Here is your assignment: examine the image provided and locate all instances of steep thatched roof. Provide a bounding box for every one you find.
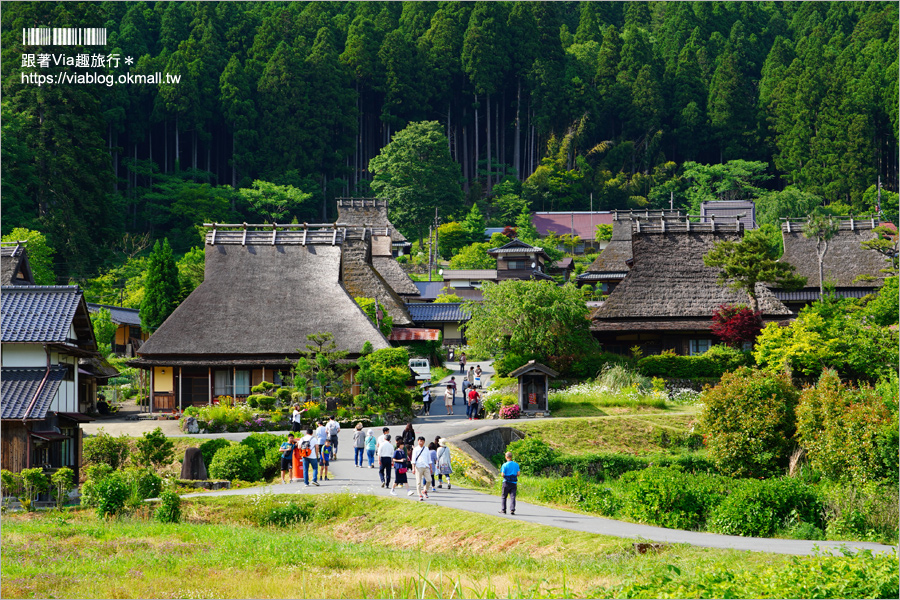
[584,210,684,274]
[372,257,420,296]
[341,232,413,326]
[779,218,887,288]
[592,226,791,331]
[0,243,35,285]
[138,241,389,358]
[336,198,408,244]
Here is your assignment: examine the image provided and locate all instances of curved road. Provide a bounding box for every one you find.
[91,361,897,557]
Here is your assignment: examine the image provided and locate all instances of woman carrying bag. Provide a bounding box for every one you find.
[436,439,453,489]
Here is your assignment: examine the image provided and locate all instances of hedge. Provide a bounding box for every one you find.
[637,346,753,378]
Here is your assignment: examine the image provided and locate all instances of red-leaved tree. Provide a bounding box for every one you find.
[711,304,763,347]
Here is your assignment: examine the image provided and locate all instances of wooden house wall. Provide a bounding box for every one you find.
[1,422,29,473]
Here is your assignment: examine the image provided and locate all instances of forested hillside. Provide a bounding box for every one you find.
[1,1,897,281]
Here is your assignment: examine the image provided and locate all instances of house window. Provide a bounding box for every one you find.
[129,326,142,339]
[506,259,528,270]
[235,370,250,396]
[689,339,711,355]
[214,370,233,396]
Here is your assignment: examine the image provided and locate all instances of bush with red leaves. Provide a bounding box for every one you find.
[711,304,763,347]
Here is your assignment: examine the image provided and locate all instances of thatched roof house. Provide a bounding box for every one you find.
[341,229,414,326]
[775,217,888,309]
[591,219,791,355]
[1,242,35,285]
[577,210,682,292]
[132,223,390,410]
[336,197,412,254]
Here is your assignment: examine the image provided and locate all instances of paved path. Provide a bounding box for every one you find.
[91,362,897,557]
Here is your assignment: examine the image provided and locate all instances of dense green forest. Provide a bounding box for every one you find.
[1,1,897,282]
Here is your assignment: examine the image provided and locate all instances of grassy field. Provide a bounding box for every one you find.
[4,493,894,599]
[547,385,675,418]
[514,413,698,456]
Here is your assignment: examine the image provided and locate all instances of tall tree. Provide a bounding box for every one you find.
[140,238,179,332]
[369,121,463,243]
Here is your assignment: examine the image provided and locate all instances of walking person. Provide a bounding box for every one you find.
[314,420,327,461]
[459,351,467,374]
[365,428,377,468]
[428,442,438,492]
[279,433,297,484]
[422,386,432,416]
[499,451,520,515]
[447,377,457,406]
[411,437,432,501]
[299,428,320,486]
[320,440,333,480]
[467,387,480,420]
[390,442,413,496]
[475,365,483,388]
[467,365,476,389]
[443,383,455,415]
[378,434,394,488]
[326,415,340,459]
[352,423,365,467]
[401,423,416,449]
[436,439,453,489]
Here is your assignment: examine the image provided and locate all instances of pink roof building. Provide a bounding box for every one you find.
[532,211,615,242]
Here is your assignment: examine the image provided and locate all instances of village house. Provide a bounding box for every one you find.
[130,223,390,412]
[532,211,615,254]
[1,241,36,286]
[86,303,148,357]
[591,217,792,355]
[1,281,103,481]
[404,303,471,347]
[774,217,890,313]
[700,200,757,229]
[487,238,553,281]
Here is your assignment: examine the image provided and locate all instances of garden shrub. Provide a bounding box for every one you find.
[493,352,540,377]
[1,469,22,506]
[246,397,259,409]
[208,444,262,482]
[199,438,232,468]
[568,352,633,379]
[19,468,48,511]
[796,370,899,484]
[620,467,733,530]
[597,364,652,392]
[275,388,293,405]
[637,345,752,379]
[260,446,284,479]
[251,381,277,394]
[82,429,130,469]
[80,464,114,507]
[537,474,620,516]
[699,367,799,478]
[154,488,182,524]
[506,438,560,475]
[134,427,175,469]
[247,394,276,411]
[95,473,130,518]
[499,404,521,419]
[708,477,825,538]
[124,467,162,501]
[239,433,282,462]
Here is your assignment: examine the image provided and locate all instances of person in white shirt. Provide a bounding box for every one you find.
[326,415,341,459]
[291,406,305,433]
[314,421,328,477]
[299,429,320,486]
[411,437,432,501]
[378,433,395,488]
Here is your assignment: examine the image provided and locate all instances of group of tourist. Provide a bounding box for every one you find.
[418,364,484,419]
[374,424,453,501]
[280,414,343,486]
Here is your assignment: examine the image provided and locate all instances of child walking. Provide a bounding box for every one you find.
[320,439,334,480]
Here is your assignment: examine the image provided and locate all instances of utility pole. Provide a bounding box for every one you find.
[428,224,433,282]
[430,207,441,282]
[670,191,674,211]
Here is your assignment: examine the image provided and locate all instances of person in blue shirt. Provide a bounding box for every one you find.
[279,434,297,484]
[320,440,334,480]
[499,451,520,515]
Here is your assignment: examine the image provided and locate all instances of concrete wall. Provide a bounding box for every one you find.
[448,425,524,476]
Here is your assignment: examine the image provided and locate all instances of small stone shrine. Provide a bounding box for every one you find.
[508,360,558,415]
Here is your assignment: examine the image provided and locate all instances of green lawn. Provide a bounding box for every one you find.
[5,494,894,599]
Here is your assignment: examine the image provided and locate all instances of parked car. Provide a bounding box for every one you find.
[408,358,431,383]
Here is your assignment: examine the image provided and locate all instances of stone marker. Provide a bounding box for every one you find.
[180,447,208,480]
[184,416,199,434]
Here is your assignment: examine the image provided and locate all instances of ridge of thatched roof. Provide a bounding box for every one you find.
[336,198,408,243]
[592,230,791,326]
[0,242,35,285]
[138,243,389,358]
[341,234,413,326]
[779,218,887,288]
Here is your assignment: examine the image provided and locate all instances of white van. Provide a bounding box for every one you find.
[408,358,431,383]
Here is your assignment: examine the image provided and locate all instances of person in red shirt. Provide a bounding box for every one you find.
[467,387,480,420]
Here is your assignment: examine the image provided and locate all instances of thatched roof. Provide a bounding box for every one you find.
[336,198,408,244]
[138,241,389,359]
[592,228,791,331]
[0,243,35,285]
[779,218,887,288]
[341,231,413,326]
[584,210,684,274]
[372,257,420,296]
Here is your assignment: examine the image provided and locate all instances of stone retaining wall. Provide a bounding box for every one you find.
[448,425,524,476]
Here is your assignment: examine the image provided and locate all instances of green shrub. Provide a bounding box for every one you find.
[154,489,182,524]
[247,397,259,409]
[247,394,275,411]
[251,381,277,394]
[19,468,47,512]
[208,444,262,482]
[620,467,732,530]
[699,367,800,478]
[537,474,620,516]
[255,499,316,527]
[260,446,283,479]
[240,433,282,462]
[821,480,899,544]
[568,352,633,379]
[637,345,752,378]
[135,427,175,469]
[505,438,560,475]
[709,477,825,537]
[275,388,292,404]
[1,469,22,507]
[82,429,130,469]
[95,473,130,518]
[125,467,162,500]
[199,438,232,468]
[80,464,114,507]
[493,352,540,377]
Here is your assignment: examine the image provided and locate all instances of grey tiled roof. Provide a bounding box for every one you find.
[87,303,142,327]
[1,286,82,343]
[1,366,67,420]
[406,303,471,323]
